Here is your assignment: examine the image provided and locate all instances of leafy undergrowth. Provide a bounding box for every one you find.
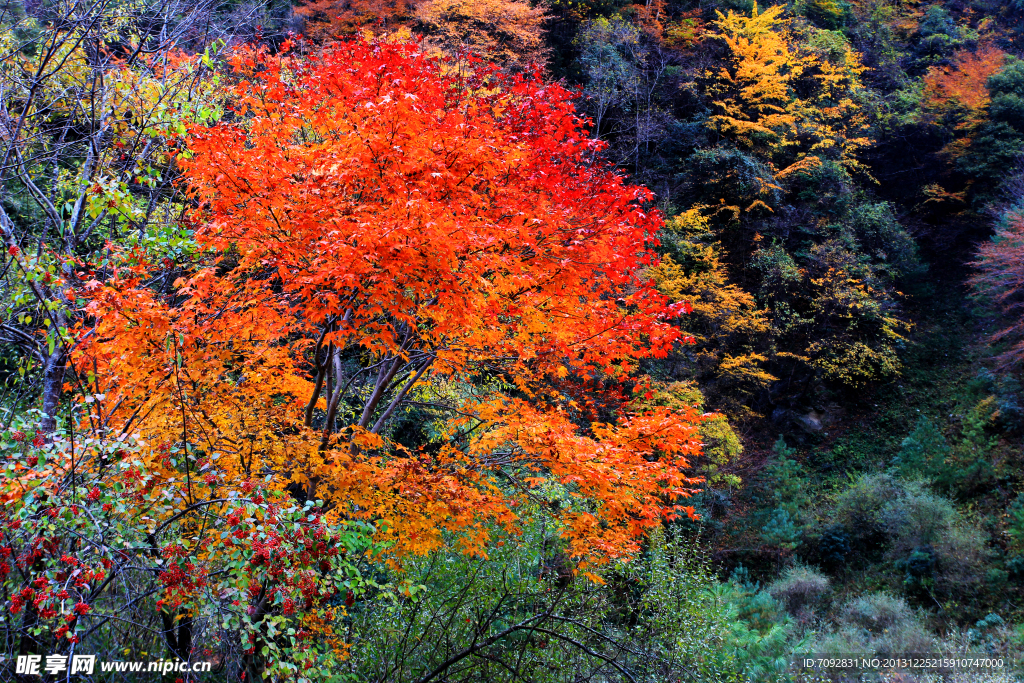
[702,268,1024,678]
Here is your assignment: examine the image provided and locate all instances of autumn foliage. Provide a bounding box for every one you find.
[13,0,1023,676]
[971,213,1024,370]
[921,43,1008,168]
[76,39,702,571]
[294,0,416,42]
[924,44,1007,115]
[416,0,549,69]
[646,207,774,410]
[294,0,548,71]
[704,3,871,175]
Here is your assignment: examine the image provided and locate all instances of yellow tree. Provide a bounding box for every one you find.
[0,1,229,436]
[703,3,871,175]
[647,207,774,415]
[704,4,800,157]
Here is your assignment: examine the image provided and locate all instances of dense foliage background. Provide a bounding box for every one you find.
[2,0,1024,681]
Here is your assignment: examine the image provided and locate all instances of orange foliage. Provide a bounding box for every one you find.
[924,44,1007,116]
[75,39,704,572]
[295,0,415,41]
[415,0,549,69]
[626,1,705,48]
[922,44,1007,166]
[631,0,667,37]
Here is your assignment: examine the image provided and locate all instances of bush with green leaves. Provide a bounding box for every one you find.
[841,592,917,633]
[768,566,831,616]
[755,438,811,560]
[894,397,1011,498]
[715,576,796,682]
[763,437,811,519]
[802,525,852,572]
[811,592,935,659]
[761,509,802,553]
[1009,495,1024,554]
[961,57,1024,185]
[829,474,988,600]
[913,4,970,60]
[338,525,798,683]
[800,0,848,30]
[969,613,1007,648]
[831,473,903,560]
[894,416,951,479]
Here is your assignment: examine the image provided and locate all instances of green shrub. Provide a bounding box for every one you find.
[961,58,1024,183]
[836,620,935,658]
[1008,495,1024,555]
[896,400,1007,498]
[715,580,796,682]
[894,416,950,478]
[761,508,802,551]
[832,472,903,558]
[341,525,793,683]
[882,483,988,599]
[840,592,916,633]
[846,200,919,277]
[801,0,847,30]
[768,565,831,615]
[813,592,935,659]
[969,613,1006,647]
[898,544,937,592]
[801,524,852,572]
[764,436,811,518]
[831,474,989,600]
[881,482,957,554]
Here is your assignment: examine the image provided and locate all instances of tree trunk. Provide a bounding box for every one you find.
[40,349,65,435]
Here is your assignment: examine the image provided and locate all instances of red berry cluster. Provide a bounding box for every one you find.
[9,429,46,449]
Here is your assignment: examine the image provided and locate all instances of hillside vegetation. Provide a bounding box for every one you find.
[1,0,1024,681]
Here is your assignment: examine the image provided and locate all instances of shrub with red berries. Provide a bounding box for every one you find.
[0,427,378,681]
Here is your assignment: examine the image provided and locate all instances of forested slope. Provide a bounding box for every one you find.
[1,0,1023,681]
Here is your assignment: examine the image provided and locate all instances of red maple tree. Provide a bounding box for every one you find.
[77,39,704,573]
